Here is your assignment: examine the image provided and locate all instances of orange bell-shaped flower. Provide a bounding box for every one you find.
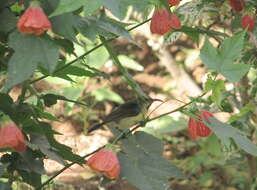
[17,1,52,35]
[188,110,213,140]
[227,0,245,12]
[0,124,27,152]
[87,148,120,179]
[242,14,255,32]
[150,7,181,35]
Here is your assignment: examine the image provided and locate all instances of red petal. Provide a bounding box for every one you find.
[169,14,181,29]
[227,0,245,12]
[242,15,255,32]
[17,6,52,35]
[150,8,173,35]
[168,0,180,6]
[87,149,120,179]
[0,124,26,152]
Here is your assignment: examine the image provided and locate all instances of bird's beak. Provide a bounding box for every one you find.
[150,98,164,103]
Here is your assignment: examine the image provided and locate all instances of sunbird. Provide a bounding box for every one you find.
[88,98,162,133]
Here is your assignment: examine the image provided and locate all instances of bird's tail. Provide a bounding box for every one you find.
[88,122,105,133]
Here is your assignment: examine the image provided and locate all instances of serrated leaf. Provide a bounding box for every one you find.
[28,135,66,165]
[119,131,185,190]
[33,106,59,121]
[50,0,84,17]
[204,117,257,156]
[0,93,14,116]
[219,32,245,64]
[200,32,250,82]
[51,13,78,41]
[229,104,255,123]
[18,170,42,188]
[84,0,103,16]
[205,79,225,105]
[18,151,45,174]
[56,66,97,77]
[5,32,59,89]
[78,16,131,41]
[200,38,219,70]
[0,9,17,33]
[103,0,128,20]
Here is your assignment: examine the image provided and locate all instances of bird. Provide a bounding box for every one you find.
[88,98,162,133]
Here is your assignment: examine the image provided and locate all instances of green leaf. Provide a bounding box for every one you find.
[219,32,245,64]
[118,55,144,71]
[200,32,250,82]
[5,32,59,89]
[0,163,8,178]
[202,134,222,157]
[79,16,132,41]
[18,170,42,188]
[56,66,97,77]
[0,93,14,116]
[83,0,103,16]
[28,135,66,165]
[18,151,45,174]
[119,132,185,190]
[177,26,200,44]
[33,106,59,121]
[0,182,11,190]
[205,79,225,105]
[51,13,79,41]
[221,63,250,82]
[204,117,257,156]
[144,116,187,134]
[0,9,17,33]
[229,103,255,123]
[91,88,124,104]
[103,0,128,20]
[200,37,219,70]
[50,0,84,17]
[42,94,58,107]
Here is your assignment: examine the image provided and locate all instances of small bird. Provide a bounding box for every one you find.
[88,98,161,133]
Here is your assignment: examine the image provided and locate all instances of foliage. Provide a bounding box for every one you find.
[0,0,257,189]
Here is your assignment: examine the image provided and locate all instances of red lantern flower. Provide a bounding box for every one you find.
[0,124,27,152]
[188,110,213,140]
[227,0,245,12]
[168,0,180,6]
[150,7,181,35]
[87,149,120,179]
[17,1,52,35]
[242,14,255,32]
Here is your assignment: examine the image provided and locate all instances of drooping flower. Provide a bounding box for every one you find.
[227,0,245,12]
[87,148,120,179]
[168,0,180,6]
[150,7,181,35]
[188,110,213,140]
[242,14,255,32]
[17,1,52,35]
[0,124,27,152]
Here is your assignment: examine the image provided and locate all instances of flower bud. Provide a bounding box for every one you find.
[242,14,255,32]
[188,110,213,140]
[0,124,27,152]
[17,1,52,35]
[150,7,181,35]
[227,0,245,12]
[168,0,180,6]
[87,149,120,179]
